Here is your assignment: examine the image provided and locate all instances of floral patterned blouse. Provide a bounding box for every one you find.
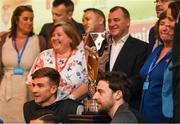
[27,43,89,100]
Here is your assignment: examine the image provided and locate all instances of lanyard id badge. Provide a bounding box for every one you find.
[143,81,149,90]
[143,56,157,90]
[13,36,29,75]
[13,67,25,75]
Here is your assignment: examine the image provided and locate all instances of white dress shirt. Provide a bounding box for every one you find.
[110,34,129,71]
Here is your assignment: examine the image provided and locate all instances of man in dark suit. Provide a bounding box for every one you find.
[39,0,84,48]
[167,1,180,122]
[107,6,148,111]
[23,67,82,123]
[173,17,180,123]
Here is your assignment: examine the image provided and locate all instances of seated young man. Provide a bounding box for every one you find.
[23,67,83,123]
[93,71,144,123]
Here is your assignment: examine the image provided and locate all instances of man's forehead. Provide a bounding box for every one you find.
[32,77,49,84]
[52,4,67,11]
[97,80,109,89]
[53,3,66,8]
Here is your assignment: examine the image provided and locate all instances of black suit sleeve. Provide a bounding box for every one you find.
[148,26,156,55]
[23,102,30,123]
[172,22,180,63]
[39,24,47,39]
[172,20,180,123]
[129,41,148,110]
[39,25,45,37]
[130,42,148,93]
[39,23,53,47]
[38,35,47,51]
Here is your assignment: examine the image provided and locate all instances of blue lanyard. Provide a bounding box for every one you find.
[146,50,172,81]
[146,56,158,81]
[13,36,29,65]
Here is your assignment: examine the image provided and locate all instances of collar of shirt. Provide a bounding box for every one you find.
[110,34,130,71]
[112,33,129,45]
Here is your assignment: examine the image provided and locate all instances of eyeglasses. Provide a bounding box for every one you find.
[154,0,170,4]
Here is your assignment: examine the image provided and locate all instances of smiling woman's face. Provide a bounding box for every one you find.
[16,11,33,35]
[159,17,174,43]
[51,26,72,53]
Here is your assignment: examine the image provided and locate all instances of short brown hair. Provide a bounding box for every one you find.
[98,71,132,102]
[32,67,60,87]
[53,0,74,12]
[84,8,106,28]
[109,6,130,20]
[49,21,80,50]
[31,109,57,123]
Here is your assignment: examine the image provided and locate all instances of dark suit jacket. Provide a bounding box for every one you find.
[111,103,137,123]
[172,21,180,123]
[39,19,84,48]
[106,35,148,110]
[148,26,156,55]
[39,23,53,48]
